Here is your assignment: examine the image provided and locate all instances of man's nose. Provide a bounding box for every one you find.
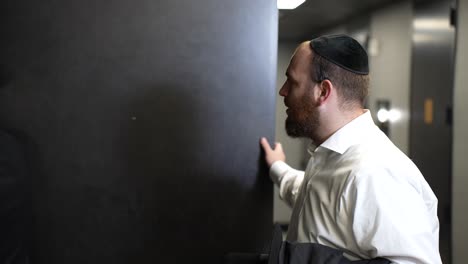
[279,84,287,97]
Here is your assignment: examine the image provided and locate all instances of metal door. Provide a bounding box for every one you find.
[409,0,455,262]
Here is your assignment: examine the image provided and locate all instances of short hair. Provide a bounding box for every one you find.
[311,51,369,109]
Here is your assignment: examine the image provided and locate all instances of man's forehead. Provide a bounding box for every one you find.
[287,43,312,73]
[292,42,312,59]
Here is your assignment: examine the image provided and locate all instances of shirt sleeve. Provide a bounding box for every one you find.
[270,161,304,208]
[345,168,442,264]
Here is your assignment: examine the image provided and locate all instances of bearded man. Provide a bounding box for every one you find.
[260,35,442,264]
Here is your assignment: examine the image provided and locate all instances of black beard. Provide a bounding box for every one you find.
[285,113,319,139]
[285,117,306,138]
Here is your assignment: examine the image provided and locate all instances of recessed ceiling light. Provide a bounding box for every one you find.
[277,0,306,9]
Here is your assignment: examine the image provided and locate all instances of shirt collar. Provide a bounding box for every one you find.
[309,110,376,155]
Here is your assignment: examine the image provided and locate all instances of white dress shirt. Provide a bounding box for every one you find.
[270,110,442,264]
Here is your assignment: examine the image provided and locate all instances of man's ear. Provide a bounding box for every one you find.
[316,79,332,105]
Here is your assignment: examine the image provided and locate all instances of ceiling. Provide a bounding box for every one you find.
[278,0,405,41]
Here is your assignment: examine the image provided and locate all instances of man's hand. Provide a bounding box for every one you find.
[260,137,286,168]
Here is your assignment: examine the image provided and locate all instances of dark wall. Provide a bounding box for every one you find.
[0,0,277,263]
[409,0,455,263]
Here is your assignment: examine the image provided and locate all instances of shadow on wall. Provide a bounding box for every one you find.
[0,128,33,263]
[0,74,272,263]
[123,83,272,263]
[97,81,271,263]
[0,31,272,263]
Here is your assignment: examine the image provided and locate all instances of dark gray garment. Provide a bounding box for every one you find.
[226,224,391,264]
[278,242,391,264]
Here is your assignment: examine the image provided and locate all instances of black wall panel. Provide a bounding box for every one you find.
[0,0,277,263]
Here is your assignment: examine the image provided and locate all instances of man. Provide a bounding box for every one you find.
[260,35,442,264]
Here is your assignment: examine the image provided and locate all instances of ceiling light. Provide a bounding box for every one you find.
[277,0,305,9]
[413,18,450,30]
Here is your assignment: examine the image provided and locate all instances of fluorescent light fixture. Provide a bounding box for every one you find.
[277,0,305,9]
[413,18,450,30]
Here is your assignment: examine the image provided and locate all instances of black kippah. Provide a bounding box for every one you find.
[310,34,369,75]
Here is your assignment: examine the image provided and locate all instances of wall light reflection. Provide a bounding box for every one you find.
[377,109,402,123]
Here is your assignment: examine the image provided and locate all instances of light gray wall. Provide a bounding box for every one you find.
[368,0,413,154]
[453,0,468,262]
